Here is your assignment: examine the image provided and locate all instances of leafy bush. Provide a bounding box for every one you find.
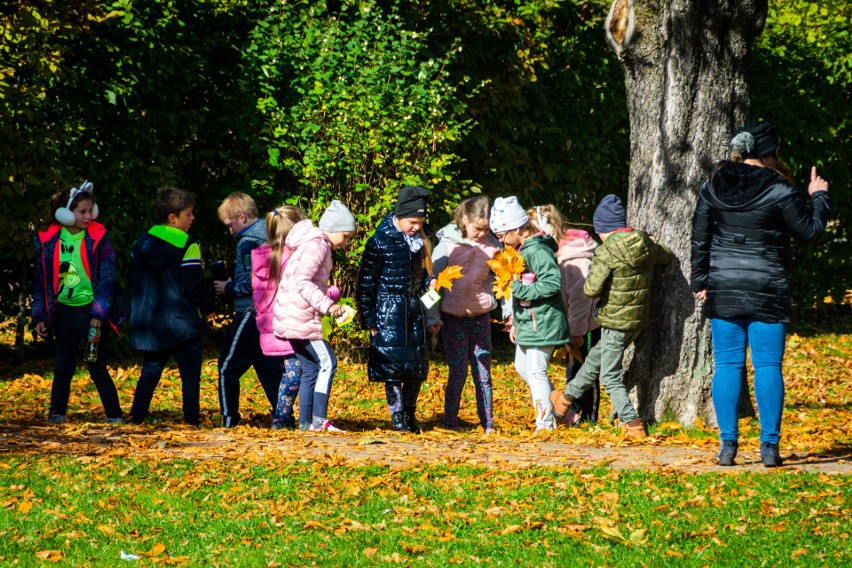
[244,0,480,286]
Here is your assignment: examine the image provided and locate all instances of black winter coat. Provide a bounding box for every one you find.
[355,213,431,383]
[691,161,831,323]
[129,227,215,351]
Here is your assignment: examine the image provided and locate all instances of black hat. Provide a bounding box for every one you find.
[395,185,429,219]
[730,121,778,159]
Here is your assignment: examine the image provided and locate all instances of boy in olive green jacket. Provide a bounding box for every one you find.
[551,195,671,438]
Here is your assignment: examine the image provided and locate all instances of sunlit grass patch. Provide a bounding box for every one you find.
[1,457,849,566]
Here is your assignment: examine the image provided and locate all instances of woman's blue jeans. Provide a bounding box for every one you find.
[710,317,787,444]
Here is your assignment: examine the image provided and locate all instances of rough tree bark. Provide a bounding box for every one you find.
[605,0,768,425]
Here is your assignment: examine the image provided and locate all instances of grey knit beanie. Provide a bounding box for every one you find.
[319,200,356,232]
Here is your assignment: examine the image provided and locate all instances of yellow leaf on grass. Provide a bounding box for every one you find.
[501,524,523,535]
[600,525,628,543]
[304,520,332,531]
[435,265,464,292]
[35,550,63,561]
[363,548,378,557]
[402,542,427,554]
[18,501,33,514]
[149,544,166,555]
[629,528,648,544]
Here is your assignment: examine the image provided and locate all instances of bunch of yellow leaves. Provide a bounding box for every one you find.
[487,246,525,300]
[435,265,464,292]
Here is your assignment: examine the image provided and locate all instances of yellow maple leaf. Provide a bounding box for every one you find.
[435,265,464,292]
[487,246,525,300]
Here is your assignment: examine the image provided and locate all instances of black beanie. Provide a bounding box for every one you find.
[593,194,627,234]
[730,121,778,159]
[395,185,429,219]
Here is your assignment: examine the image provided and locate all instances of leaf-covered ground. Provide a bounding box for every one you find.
[0,319,849,469]
[0,319,850,565]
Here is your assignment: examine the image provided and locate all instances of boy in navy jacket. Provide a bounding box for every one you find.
[129,188,215,425]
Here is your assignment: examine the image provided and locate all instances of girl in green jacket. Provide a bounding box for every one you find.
[490,197,570,432]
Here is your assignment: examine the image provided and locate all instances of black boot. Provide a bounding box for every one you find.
[760,442,783,468]
[391,411,411,433]
[403,408,421,434]
[716,440,738,466]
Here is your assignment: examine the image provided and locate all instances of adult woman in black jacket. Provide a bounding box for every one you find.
[691,121,831,467]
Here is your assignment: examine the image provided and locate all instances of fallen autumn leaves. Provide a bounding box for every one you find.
[0,324,849,474]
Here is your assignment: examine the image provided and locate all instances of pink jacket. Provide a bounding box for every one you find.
[272,219,334,341]
[556,229,600,336]
[431,223,502,318]
[251,243,295,356]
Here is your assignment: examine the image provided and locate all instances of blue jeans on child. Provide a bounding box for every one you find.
[711,317,786,444]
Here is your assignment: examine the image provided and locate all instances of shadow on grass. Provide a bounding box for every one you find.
[782,444,852,467]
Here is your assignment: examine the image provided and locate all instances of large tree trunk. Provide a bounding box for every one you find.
[605,0,767,425]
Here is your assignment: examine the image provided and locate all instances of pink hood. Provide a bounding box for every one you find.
[272,219,334,341]
[251,243,295,356]
[556,230,600,336]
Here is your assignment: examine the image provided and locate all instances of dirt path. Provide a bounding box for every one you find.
[2,423,850,474]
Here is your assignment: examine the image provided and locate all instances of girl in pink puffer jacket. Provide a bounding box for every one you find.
[272,200,355,431]
[251,205,306,430]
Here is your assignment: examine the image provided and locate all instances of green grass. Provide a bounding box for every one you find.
[1,457,849,566]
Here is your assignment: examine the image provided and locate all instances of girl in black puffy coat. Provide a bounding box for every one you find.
[691,121,831,468]
[355,186,440,433]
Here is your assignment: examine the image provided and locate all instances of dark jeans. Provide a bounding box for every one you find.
[565,328,602,423]
[51,303,122,419]
[131,338,203,425]
[218,311,283,427]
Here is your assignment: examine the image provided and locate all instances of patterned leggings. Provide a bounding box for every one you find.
[385,382,422,414]
[441,313,493,430]
[273,355,301,420]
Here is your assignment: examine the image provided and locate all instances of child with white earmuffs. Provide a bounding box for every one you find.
[32,181,129,424]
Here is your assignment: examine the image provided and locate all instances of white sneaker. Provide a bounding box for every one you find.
[309,420,346,433]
